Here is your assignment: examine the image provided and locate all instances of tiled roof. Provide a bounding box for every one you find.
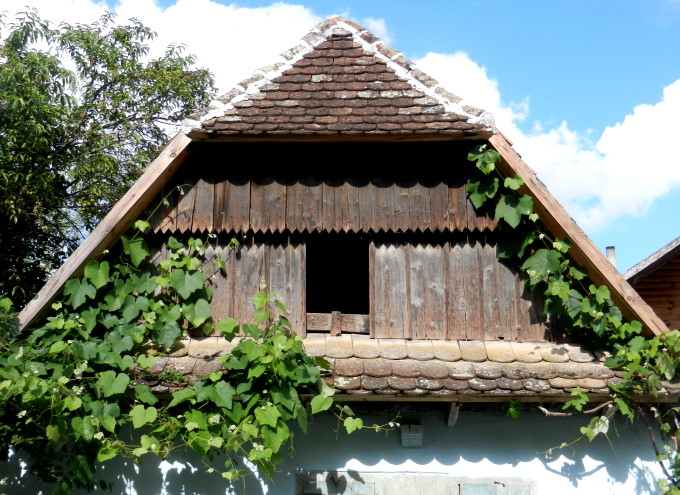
[137,335,680,400]
[183,17,494,139]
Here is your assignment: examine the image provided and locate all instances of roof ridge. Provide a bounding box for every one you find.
[182,16,495,133]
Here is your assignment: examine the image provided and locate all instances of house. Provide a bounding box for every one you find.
[12,16,675,495]
[626,235,680,331]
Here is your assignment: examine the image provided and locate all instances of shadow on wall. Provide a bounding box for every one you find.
[0,403,664,495]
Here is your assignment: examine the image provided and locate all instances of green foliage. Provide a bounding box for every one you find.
[0,9,215,305]
[466,144,680,492]
[0,230,359,493]
[503,399,522,419]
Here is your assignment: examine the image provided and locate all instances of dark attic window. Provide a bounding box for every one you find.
[306,232,369,315]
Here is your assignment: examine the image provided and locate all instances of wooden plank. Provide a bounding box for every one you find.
[371,242,408,338]
[494,253,519,341]
[19,132,192,330]
[153,183,180,233]
[301,177,322,232]
[480,242,502,339]
[394,177,412,231]
[410,180,431,231]
[490,133,668,336]
[174,175,198,234]
[223,177,251,233]
[305,314,369,333]
[268,178,287,233]
[373,176,395,232]
[408,244,446,339]
[286,178,305,232]
[191,177,214,233]
[369,240,376,337]
[464,241,484,339]
[268,240,306,336]
[208,243,235,326]
[233,241,266,325]
[332,178,352,232]
[341,314,369,333]
[322,178,338,232]
[249,177,269,233]
[330,311,341,336]
[345,177,361,233]
[446,240,467,339]
[447,179,468,231]
[213,177,228,233]
[358,178,376,232]
[429,179,449,232]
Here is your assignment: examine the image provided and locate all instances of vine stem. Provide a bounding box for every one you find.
[538,401,612,417]
[636,404,677,486]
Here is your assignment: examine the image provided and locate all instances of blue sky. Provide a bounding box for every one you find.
[5,0,680,273]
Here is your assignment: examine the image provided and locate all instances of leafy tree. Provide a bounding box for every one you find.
[0,9,215,306]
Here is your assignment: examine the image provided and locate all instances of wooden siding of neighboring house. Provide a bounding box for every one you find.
[629,256,680,330]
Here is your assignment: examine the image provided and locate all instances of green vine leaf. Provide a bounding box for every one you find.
[467,147,500,174]
[135,385,159,405]
[495,192,533,228]
[183,298,212,327]
[96,370,130,398]
[121,235,150,267]
[170,268,204,299]
[84,260,110,289]
[130,404,158,428]
[255,405,282,428]
[344,416,364,434]
[503,175,524,191]
[167,387,197,408]
[63,279,97,309]
[521,249,562,284]
[465,175,499,208]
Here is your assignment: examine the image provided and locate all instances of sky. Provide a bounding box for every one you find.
[3,0,680,273]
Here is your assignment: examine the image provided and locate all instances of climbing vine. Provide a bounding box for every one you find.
[466,144,680,493]
[0,222,368,494]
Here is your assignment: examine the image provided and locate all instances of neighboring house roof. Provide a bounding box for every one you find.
[18,14,668,373]
[625,236,680,331]
[625,235,680,284]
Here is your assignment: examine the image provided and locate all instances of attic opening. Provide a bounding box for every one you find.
[306,232,369,315]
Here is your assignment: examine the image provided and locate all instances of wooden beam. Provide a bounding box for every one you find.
[489,134,669,337]
[447,403,461,427]
[18,132,193,330]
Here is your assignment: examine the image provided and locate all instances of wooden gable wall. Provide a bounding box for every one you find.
[146,143,558,342]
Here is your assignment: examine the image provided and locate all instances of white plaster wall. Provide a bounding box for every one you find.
[0,405,665,495]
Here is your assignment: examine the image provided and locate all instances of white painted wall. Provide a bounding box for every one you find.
[0,404,665,495]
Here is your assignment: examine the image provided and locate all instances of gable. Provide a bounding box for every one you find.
[16,16,670,402]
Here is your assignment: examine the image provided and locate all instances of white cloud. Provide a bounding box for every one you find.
[2,0,322,94]
[415,51,680,233]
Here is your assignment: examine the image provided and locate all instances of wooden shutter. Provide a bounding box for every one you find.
[371,240,550,341]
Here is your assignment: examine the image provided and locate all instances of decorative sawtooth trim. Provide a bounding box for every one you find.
[182,16,495,134]
[142,336,680,399]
